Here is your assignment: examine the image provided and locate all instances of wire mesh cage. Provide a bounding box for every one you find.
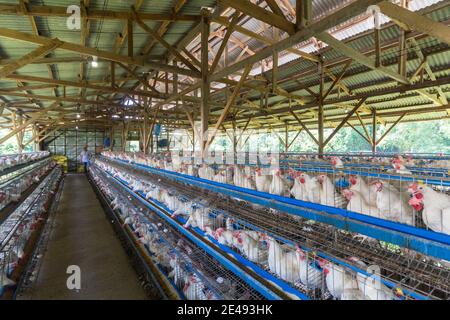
[95,155,450,300]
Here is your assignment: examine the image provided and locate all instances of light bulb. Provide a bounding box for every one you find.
[91,56,98,68]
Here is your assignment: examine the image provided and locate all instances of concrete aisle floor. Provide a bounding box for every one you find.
[19,174,147,300]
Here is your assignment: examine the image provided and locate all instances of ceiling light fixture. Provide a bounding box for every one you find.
[91,55,98,68]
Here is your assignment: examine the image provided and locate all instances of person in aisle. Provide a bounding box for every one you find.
[80,145,91,173]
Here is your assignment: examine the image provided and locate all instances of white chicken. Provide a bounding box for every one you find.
[241,167,256,190]
[348,257,396,300]
[268,168,288,196]
[233,166,245,188]
[372,180,414,225]
[408,183,450,234]
[254,167,272,193]
[295,245,323,289]
[198,164,215,181]
[342,189,381,218]
[391,158,412,175]
[317,174,345,207]
[289,170,307,201]
[298,172,320,203]
[330,156,344,169]
[233,231,262,263]
[265,235,298,283]
[349,175,377,207]
[318,258,360,300]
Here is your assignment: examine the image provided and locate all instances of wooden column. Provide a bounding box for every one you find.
[127,19,133,58]
[285,123,289,152]
[110,125,114,151]
[200,9,210,157]
[318,61,324,156]
[372,108,377,154]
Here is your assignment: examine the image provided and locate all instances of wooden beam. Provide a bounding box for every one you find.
[212,16,319,63]
[355,111,372,144]
[111,61,115,87]
[0,4,200,22]
[5,74,166,99]
[372,108,377,153]
[0,102,59,144]
[132,9,198,72]
[346,121,372,144]
[289,110,319,145]
[322,59,351,100]
[205,64,252,149]
[318,62,325,155]
[0,90,123,107]
[378,1,450,46]
[324,98,367,146]
[296,0,312,28]
[0,28,143,66]
[237,75,450,120]
[116,62,160,94]
[317,32,410,85]
[221,0,296,35]
[398,29,407,78]
[287,128,302,149]
[0,84,57,92]
[210,13,239,74]
[265,0,287,19]
[127,19,133,58]
[37,124,65,143]
[235,115,252,146]
[143,60,200,78]
[211,0,384,81]
[0,39,62,78]
[376,113,407,145]
[200,9,210,155]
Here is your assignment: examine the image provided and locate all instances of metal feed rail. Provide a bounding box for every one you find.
[98,166,305,300]
[98,158,442,300]
[105,157,450,263]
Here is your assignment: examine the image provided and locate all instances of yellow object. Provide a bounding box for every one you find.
[78,165,85,173]
[52,155,68,173]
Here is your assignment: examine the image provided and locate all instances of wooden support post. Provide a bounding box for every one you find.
[111,61,115,87]
[272,50,278,94]
[127,19,133,58]
[166,126,170,152]
[200,9,210,157]
[296,0,311,29]
[284,123,288,152]
[372,108,377,154]
[374,28,381,67]
[318,62,324,156]
[398,29,407,79]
